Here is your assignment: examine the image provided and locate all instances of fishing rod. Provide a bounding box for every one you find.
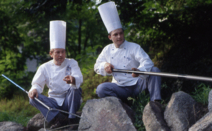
[112,69,212,82]
[1,74,51,110]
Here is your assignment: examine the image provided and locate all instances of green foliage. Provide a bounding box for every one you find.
[0,111,33,127]
[80,70,112,103]
[0,95,39,126]
[131,91,150,131]
[0,72,35,100]
[76,45,102,75]
[0,95,39,116]
[192,83,211,105]
[0,0,35,100]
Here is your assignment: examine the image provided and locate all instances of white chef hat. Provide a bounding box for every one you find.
[98,1,122,34]
[50,20,66,49]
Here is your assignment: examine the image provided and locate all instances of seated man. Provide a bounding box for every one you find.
[28,20,83,129]
[94,2,161,103]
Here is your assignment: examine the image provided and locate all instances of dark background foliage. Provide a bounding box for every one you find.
[0,0,212,102]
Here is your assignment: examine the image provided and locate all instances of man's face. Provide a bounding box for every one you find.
[108,28,125,48]
[50,48,66,65]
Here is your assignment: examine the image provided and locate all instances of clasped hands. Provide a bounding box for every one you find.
[104,62,139,77]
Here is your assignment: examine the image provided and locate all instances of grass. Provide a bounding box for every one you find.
[0,95,39,127]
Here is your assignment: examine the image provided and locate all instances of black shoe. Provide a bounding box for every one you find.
[50,113,69,129]
[67,118,79,130]
[154,99,162,103]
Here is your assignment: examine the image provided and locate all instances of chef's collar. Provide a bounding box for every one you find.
[113,40,127,49]
[51,58,67,66]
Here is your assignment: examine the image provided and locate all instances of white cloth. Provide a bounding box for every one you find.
[94,40,154,86]
[98,1,122,33]
[29,58,83,106]
[50,20,66,49]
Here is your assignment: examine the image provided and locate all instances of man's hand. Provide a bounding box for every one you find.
[28,89,38,99]
[104,63,114,74]
[132,68,140,77]
[63,75,76,85]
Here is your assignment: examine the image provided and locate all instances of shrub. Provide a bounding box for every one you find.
[80,70,112,103]
[130,91,150,131]
[192,83,211,105]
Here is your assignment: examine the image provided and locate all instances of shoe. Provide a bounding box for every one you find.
[67,118,79,130]
[50,113,69,129]
[154,99,162,103]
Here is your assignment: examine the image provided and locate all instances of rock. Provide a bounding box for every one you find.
[208,90,212,112]
[78,96,136,131]
[189,111,212,131]
[143,101,170,131]
[27,113,46,131]
[28,112,81,131]
[0,121,24,131]
[164,91,201,131]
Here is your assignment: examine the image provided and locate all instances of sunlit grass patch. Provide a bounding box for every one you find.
[0,95,39,126]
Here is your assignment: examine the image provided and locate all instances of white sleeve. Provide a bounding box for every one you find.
[135,46,154,72]
[29,66,45,94]
[94,47,111,76]
[70,60,83,89]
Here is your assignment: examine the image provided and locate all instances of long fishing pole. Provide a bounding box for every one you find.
[112,69,212,82]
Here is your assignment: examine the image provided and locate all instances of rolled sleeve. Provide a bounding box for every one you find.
[94,47,111,76]
[135,46,154,72]
[29,66,45,94]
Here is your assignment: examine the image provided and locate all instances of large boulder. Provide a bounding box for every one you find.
[143,101,170,131]
[0,121,25,131]
[78,96,136,131]
[164,91,201,131]
[27,113,45,131]
[189,111,212,131]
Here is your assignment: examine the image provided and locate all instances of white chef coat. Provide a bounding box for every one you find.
[29,58,83,106]
[94,40,154,86]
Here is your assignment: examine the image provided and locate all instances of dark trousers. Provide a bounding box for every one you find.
[29,88,82,122]
[96,67,161,101]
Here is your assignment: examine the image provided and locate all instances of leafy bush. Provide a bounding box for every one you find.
[130,91,150,131]
[0,72,35,100]
[192,83,211,105]
[80,70,112,103]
